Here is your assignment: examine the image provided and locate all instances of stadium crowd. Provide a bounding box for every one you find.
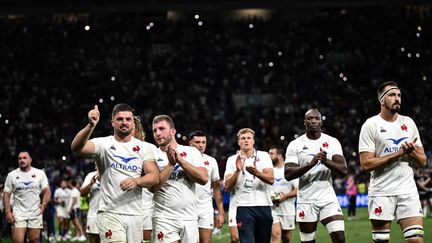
[1,5,432,242]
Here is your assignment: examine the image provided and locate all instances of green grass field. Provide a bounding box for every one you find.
[3,208,431,242]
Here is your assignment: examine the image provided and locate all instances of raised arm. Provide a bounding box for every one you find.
[71,105,99,156]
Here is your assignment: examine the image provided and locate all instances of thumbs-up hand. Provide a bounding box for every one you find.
[88,105,100,127]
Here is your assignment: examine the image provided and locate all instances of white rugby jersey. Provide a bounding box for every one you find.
[285,133,343,203]
[153,145,205,220]
[224,150,273,207]
[91,136,155,215]
[359,114,422,196]
[68,187,81,210]
[54,187,70,211]
[81,171,101,217]
[196,154,220,212]
[142,188,154,211]
[269,166,298,216]
[4,167,49,220]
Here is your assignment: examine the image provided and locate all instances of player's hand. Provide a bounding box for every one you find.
[400,137,418,156]
[39,203,47,214]
[88,105,100,127]
[61,201,65,207]
[92,173,99,184]
[235,155,244,172]
[5,211,15,224]
[214,213,224,229]
[120,178,138,191]
[245,166,259,176]
[311,150,327,165]
[166,145,177,166]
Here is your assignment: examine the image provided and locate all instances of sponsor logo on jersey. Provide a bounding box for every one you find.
[383,137,408,153]
[22,181,33,186]
[302,145,308,150]
[16,181,39,191]
[380,126,387,132]
[110,154,139,171]
[401,124,408,132]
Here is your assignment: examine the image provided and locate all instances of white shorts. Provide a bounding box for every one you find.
[296,200,343,222]
[368,193,423,221]
[86,216,98,234]
[198,206,214,229]
[152,217,198,243]
[143,209,153,231]
[13,216,43,229]
[97,212,144,243]
[272,212,295,230]
[55,206,69,219]
[228,203,237,227]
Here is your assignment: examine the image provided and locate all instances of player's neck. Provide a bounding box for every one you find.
[306,131,321,140]
[19,166,31,172]
[379,110,398,122]
[114,133,132,142]
[240,149,254,158]
[274,159,284,168]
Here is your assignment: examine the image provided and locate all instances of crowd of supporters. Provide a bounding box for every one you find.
[1,6,431,187]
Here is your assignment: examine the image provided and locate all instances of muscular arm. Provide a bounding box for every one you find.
[250,167,274,185]
[284,161,316,181]
[135,160,160,188]
[224,171,241,192]
[40,187,51,213]
[2,192,14,223]
[212,180,225,228]
[280,188,298,202]
[360,145,426,172]
[71,124,96,156]
[150,164,175,193]
[322,154,348,176]
[71,105,99,156]
[177,156,208,185]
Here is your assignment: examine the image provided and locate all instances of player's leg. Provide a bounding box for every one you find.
[271,209,281,243]
[253,206,273,243]
[228,226,239,243]
[228,204,239,243]
[11,226,27,243]
[396,193,424,243]
[27,228,42,243]
[271,222,282,243]
[280,215,295,243]
[368,195,397,242]
[320,201,345,243]
[297,203,318,243]
[236,206,255,243]
[197,206,214,243]
[321,215,345,243]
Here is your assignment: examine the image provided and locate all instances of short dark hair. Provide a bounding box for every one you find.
[153,115,175,128]
[377,81,399,97]
[269,146,285,160]
[112,103,134,118]
[188,130,207,140]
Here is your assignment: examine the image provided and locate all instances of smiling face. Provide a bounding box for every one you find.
[112,111,134,138]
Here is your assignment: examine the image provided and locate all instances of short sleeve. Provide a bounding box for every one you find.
[358,119,376,153]
[285,141,299,164]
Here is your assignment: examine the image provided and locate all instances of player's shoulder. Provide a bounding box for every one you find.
[226,153,239,163]
[6,168,20,177]
[91,135,113,143]
[321,133,340,143]
[362,114,381,126]
[256,150,270,158]
[398,114,416,124]
[288,134,307,146]
[203,153,217,163]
